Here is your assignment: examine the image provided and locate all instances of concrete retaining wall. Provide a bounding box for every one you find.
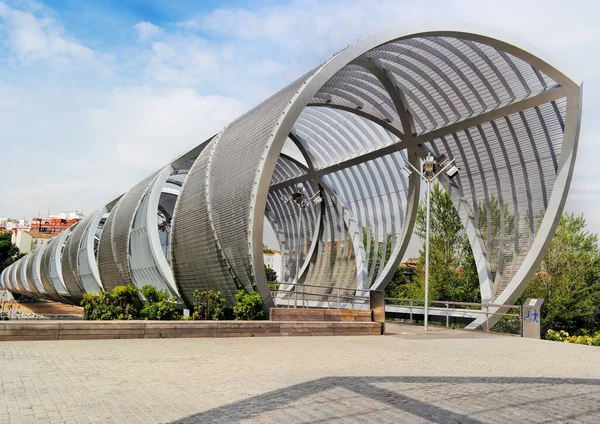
[0,320,382,341]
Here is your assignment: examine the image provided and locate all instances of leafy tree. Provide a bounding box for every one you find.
[403,183,481,303]
[522,214,600,335]
[0,233,21,273]
[265,265,278,282]
[233,289,266,320]
[192,289,225,320]
[384,270,408,299]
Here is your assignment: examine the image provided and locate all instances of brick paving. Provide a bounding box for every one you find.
[1,323,599,423]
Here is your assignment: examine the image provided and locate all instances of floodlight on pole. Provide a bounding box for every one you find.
[404,153,459,331]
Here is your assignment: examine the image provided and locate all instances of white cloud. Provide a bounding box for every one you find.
[84,87,246,169]
[133,21,163,43]
[144,36,219,86]
[0,1,100,68]
[0,83,247,218]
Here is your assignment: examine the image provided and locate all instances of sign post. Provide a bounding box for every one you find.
[522,298,544,339]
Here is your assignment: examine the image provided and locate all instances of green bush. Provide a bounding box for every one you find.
[233,289,266,320]
[82,284,180,320]
[193,290,225,320]
[140,285,179,320]
[82,284,140,320]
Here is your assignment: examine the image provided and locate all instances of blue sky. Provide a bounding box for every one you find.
[1,0,599,246]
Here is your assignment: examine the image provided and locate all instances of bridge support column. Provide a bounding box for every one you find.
[370,290,385,335]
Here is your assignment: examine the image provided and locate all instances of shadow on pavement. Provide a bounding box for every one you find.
[169,376,600,423]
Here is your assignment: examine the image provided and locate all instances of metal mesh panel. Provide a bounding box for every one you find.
[18,254,40,298]
[97,198,125,290]
[312,36,559,138]
[267,181,319,284]
[294,108,399,170]
[111,173,160,287]
[13,258,28,294]
[0,268,8,292]
[270,154,308,186]
[9,263,22,295]
[62,215,94,299]
[27,245,48,297]
[172,72,314,307]
[78,208,106,294]
[129,167,179,298]
[210,74,312,292]
[50,228,73,298]
[172,136,238,306]
[39,236,65,302]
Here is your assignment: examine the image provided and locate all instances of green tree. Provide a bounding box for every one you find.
[384,270,408,299]
[192,290,225,320]
[523,213,600,335]
[404,183,481,303]
[0,233,22,273]
[265,265,278,282]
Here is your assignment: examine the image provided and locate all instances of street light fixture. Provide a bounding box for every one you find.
[281,184,323,307]
[405,152,459,331]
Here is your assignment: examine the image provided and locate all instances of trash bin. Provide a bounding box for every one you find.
[522,298,544,339]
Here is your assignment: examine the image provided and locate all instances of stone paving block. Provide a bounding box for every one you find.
[1,323,600,423]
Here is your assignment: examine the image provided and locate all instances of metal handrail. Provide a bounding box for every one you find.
[391,305,520,318]
[269,281,369,309]
[385,297,521,309]
[384,296,523,334]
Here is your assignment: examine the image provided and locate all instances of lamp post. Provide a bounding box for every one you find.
[405,153,459,330]
[282,185,323,308]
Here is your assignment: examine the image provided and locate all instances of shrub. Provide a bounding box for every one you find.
[110,285,141,319]
[140,285,179,320]
[233,289,266,321]
[82,285,140,320]
[193,290,225,320]
[546,329,600,346]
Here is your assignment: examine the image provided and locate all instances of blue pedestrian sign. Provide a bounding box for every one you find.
[523,310,539,323]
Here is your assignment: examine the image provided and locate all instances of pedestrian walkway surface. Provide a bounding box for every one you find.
[1,323,599,423]
[7,301,83,319]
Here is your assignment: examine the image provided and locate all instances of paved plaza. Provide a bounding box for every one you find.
[1,323,599,423]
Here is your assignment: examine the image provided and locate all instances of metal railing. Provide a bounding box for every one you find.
[385,297,523,334]
[269,282,369,310]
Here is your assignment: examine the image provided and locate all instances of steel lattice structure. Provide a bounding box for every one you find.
[1,28,581,329]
